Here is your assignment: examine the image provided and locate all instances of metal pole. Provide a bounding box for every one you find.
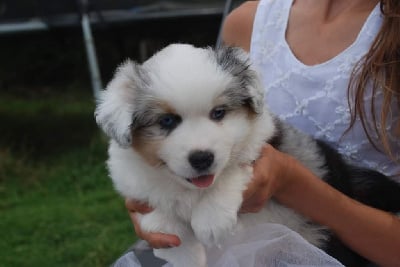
[80,0,102,99]
[0,20,48,34]
[215,0,233,48]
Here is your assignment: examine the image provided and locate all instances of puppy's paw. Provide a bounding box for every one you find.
[191,210,237,247]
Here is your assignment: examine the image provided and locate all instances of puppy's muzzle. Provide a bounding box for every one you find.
[188,150,214,171]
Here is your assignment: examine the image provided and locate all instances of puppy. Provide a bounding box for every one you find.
[95,44,400,267]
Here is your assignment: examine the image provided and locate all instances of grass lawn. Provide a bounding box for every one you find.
[0,88,136,267]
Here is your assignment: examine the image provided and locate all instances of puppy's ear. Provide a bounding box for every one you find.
[95,60,145,147]
[215,46,264,114]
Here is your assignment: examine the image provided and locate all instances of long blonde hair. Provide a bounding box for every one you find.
[347,0,400,161]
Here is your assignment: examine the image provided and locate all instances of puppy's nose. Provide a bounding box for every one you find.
[188,150,214,171]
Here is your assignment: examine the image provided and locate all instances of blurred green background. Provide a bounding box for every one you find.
[0,2,227,266]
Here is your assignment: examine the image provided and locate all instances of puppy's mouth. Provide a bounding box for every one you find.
[185,174,215,188]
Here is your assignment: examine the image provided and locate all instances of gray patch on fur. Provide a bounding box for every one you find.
[218,86,256,112]
[131,97,161,130]
[97,112,131,146]
[272,119,328,178]
[131,102,174,140]
[95,60,152,147]
[213,46,264,114]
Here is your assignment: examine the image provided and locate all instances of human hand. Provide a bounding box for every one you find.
[125,199,181,248]
[240,144,295,213]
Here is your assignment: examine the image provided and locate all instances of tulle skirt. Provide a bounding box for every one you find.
[113,223,343,267]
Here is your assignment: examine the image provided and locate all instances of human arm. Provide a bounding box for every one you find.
[244,144,400,267]
[222,1,259,52]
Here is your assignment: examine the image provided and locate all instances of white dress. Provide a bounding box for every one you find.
[250,0,400,177]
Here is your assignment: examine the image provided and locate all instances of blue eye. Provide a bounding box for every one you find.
[210,107,226,121]
[159,114,181,130]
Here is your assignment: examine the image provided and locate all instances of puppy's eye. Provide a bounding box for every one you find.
[158,114,181,130]
[210,107,226,121]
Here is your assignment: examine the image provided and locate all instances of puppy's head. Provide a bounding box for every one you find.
[96,44,265,189]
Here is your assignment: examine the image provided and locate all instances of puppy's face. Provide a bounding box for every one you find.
[96,44,264,189]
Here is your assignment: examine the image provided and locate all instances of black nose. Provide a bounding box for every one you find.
[188,150,214,171]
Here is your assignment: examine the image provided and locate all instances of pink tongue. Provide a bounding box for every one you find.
[191,175,215,188]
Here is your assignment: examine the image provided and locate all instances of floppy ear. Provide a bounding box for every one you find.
[95,60,145,147]
[215,46,264,114]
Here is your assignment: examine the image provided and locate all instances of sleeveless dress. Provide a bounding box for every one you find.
[250,0,400,178]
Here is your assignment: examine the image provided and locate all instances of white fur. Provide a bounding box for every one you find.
[96,44,328,267]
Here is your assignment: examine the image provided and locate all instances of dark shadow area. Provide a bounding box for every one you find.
[0,106,97,160]
[0,13,222,91]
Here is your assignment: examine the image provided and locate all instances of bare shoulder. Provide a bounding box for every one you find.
[222,1,260,51]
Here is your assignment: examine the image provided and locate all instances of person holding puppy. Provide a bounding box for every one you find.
[124,0,400,266]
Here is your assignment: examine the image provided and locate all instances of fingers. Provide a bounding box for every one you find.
[129,212,181,249]
[240,145,275,213]
[125,198,153,214]
[240,180,271,213]
[125,198,181,249]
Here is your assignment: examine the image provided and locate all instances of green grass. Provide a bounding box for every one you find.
[0,89,136,267]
